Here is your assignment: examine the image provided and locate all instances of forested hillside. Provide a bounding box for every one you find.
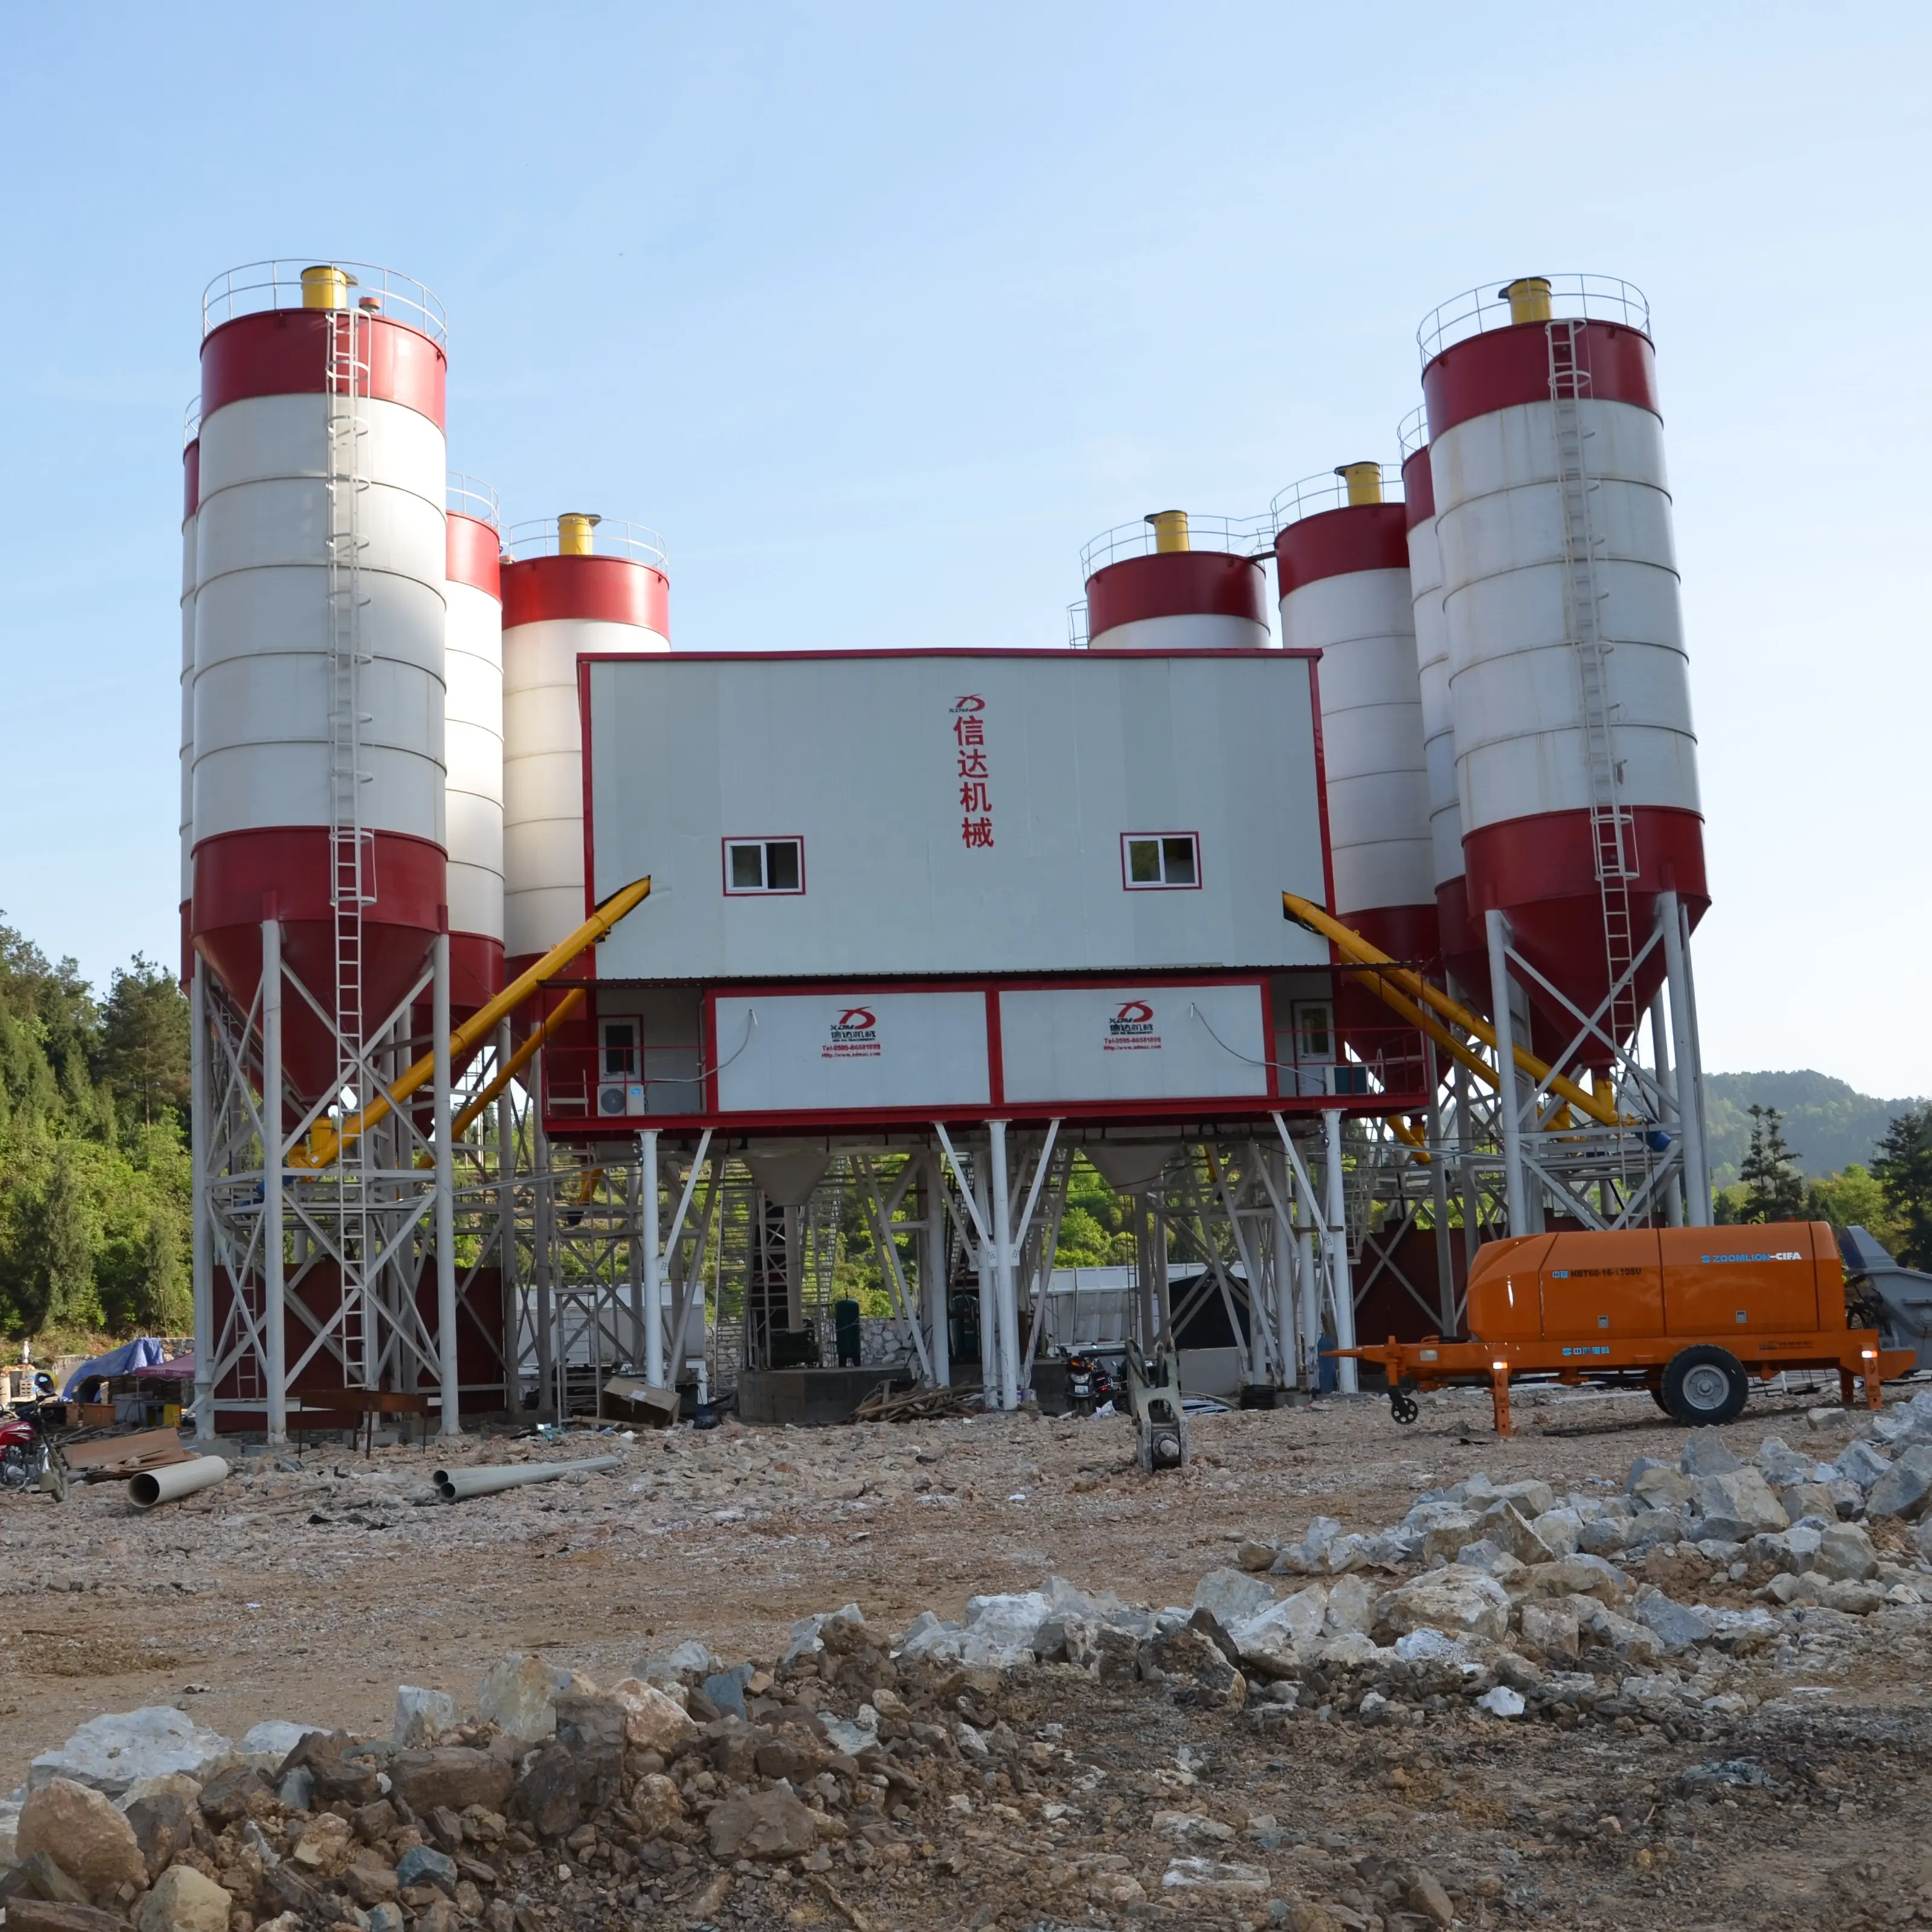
[1705,1070,1927,1188]
[0,919,190,1344]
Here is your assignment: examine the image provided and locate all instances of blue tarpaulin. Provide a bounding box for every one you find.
[62,1338,167,1399]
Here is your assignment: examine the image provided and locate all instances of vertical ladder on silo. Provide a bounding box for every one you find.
[324,300,375,1389]
[1547,319,1640,1065]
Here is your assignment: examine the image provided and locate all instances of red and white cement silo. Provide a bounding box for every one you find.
[500,515,669,983]
[1080,512,1270,651]
[1396,411,1487,1006]
[190,262,449,1096]
[443,475,506,1017]
[1421,275,1706,1048]
[1274,465,1434,965]
[179,403,200,987]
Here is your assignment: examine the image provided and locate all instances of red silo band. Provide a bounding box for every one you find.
[448,932,506,1016]
[447,512,503,598]
[1084,551,1269,639]
[1423,321,1660,442]
[1339,902,1441,968]
[1274,503,1409,596]
[182,440,200,519]
[1463,805,1708,1061]
[501,554,671,634]
[1400,446,1433,529]
[191,825,446,1100]
[199,310,448,430]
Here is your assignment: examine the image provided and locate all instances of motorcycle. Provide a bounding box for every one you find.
[1,1374,60,1495]
[1064,1350,1115,1418]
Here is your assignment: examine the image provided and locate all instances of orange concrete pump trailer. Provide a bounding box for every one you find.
[1341,1222,1913,1436]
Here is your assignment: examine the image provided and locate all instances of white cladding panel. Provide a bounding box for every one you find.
[1405,507,1463,890]
[191,392,446,848]
[1277,566,1432,919]
[445,577,504,942]
[179,506,196,903]
[713,991,990,1114]
[501,613,669,961]
[588,652,1330,980]
[1431,396,1698,832]
[1088,613,1272,652]
[998,983,1267,1103]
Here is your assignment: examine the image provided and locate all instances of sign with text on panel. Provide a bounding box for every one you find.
[712,990,991,1116]
[584,650,1333,985]
[997,982,1269,1105]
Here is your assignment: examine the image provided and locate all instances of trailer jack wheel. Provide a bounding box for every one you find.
[1389,1389,1419,1426]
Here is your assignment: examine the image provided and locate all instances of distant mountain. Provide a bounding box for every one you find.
[1704,1071,1926,1188]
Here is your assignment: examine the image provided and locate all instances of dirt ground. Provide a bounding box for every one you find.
[5,1383,1931,1928]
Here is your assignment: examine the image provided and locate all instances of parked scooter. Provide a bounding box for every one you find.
[1063,1350,1116,1418]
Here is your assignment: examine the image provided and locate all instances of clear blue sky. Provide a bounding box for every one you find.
[2,3,1925,1096]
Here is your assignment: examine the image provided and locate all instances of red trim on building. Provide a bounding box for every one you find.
[1343,903,1441,966]
[446,512,502,598]
[1274,503,1410,596]
[501,553,670,633]
[1422,320,1660,441]
[1464,805,1708,1060]
[1084,550,1269,642]
[1400,445,1433,530]
[182,440,200,520]
[191,825,445,1099]
[984,989,1005,1106]
[566,646,1323,665]
[199,309,448,428]
[1433,873,1488,1004]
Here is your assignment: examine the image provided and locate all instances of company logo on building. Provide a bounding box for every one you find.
[823,1007,881,1060]
[1701,1251,1802,1264]
[1104,999,1161,1053]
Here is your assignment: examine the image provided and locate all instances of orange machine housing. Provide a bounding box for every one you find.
[1344,1221,1911,1434]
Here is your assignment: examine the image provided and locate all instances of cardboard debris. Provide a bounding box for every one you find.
[600,1377,680,1429]
[61,1428,198,1481]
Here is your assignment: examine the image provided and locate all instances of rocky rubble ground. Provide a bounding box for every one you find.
[7,1391,1932,1928]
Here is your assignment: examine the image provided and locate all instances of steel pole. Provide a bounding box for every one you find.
[1424,1037,1455,1333]
[1269,1148,1295,1389]
[1296,1228,1318,1389]
[190,961,216,1442]
[431,933,461,1436]
[641,1129,664,1385]
[260,917,288,1445]
[973,1164,998,1402]
[1660,890,1711,1225]
[495,1019,518,1415]
[532,1063,556,1420]
[921,1158,950,1388]
[1485,909,1528,1234]
[1322,1107,1357,1394]
[987,1121,1021,1409]
[1649,989,1684,1226]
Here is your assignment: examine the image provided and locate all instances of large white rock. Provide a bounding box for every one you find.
[608,1678,700,1753]
[139,1863,233,1932]
[392,1689,456,1751]
[1323,1574,1376,1637]
[477,1654,559,1742]
[1228,1586,1328,1673]
[30,1708,234,1796]
[1193,1568,1274,1631]
[1373,1567,1511,1643]
[239,1721,324,1768]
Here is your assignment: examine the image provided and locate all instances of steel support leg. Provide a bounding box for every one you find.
[1660,890,1711,1226]
[1486,909,1529,1235]
[260,917,288,1446]
[988,1120,1020,1410]
[1322,1107,1357,1394]
[641,1129,663,1385]
[433,933,460,1437]
[190,962,215,1442]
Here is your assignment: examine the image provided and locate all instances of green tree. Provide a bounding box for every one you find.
[96,956,190,1126]
[1739,1104,1805,1222]
[1875,1104,1932,1270]
[1803,1164,1899,1246]
[27,1141,100,1330]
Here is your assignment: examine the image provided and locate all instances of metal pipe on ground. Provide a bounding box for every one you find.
[129,1457,231,1509]
[434,1455,621,1502]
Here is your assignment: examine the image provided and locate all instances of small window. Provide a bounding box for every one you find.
[1293,1002,1333,1061]
[723,837,805,895]
[1121,832,1201,890]
[601,1020,639,1079]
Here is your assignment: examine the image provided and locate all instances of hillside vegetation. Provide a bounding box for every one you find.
[1705,1070,1927,1189]
[0,919,190,1345]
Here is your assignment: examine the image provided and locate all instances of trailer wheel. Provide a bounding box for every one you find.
[1661,1346,1749,1427]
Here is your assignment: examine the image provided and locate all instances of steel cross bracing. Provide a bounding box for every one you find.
[1547,318,1641,1061]
[188,953,482,1440]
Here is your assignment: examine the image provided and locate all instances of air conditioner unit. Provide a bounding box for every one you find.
[597,1082,648,1118]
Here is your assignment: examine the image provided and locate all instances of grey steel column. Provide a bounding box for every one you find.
[987,1121,1021,1409]
[190,961,216,1443]
[532,1058,556,1420]
[1660,890,1711,1225]
[1484,908,1528,1234]
[494,1020,518,1415]
[641,1129,664,1384]
[1649,989,1683,1226]
[1322,1107,1357,1394]
[433,933,460,1436]
[260,916,288,1445]
[1425,1037,1455,1333]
